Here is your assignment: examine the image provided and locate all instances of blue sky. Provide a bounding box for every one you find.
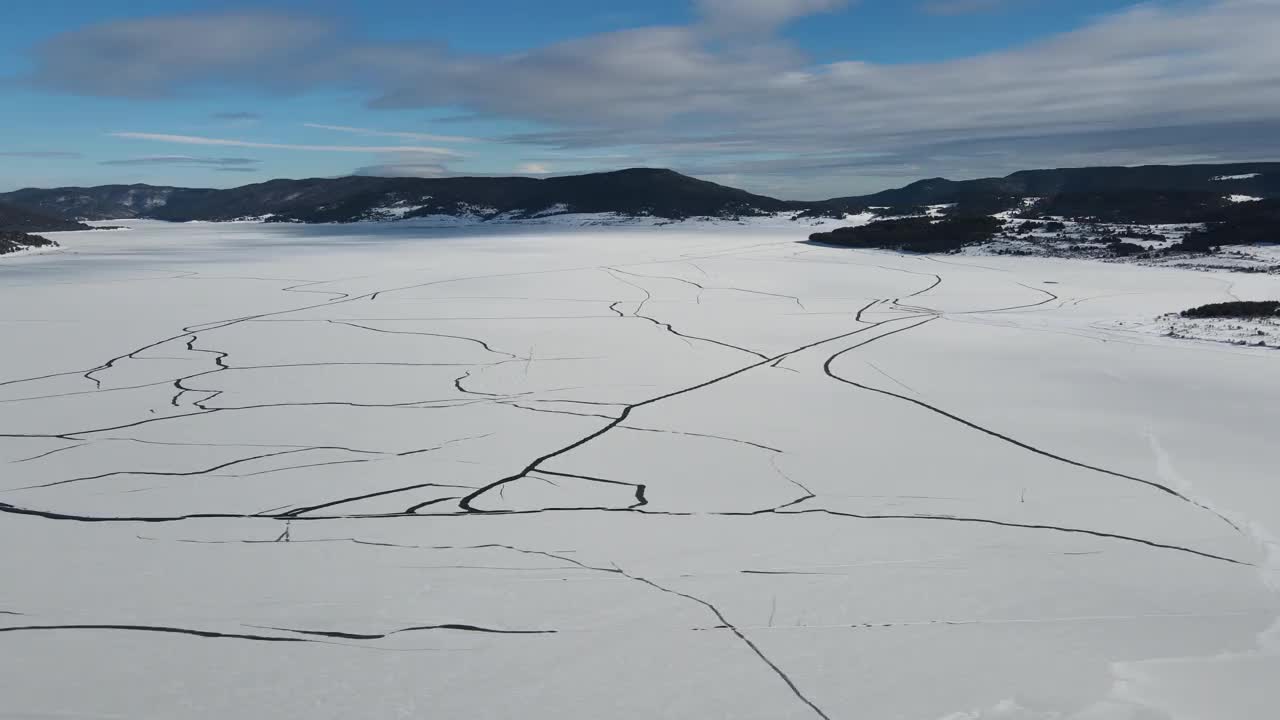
[2,0,1278,198]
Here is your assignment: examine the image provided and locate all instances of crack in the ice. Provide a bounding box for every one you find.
[820,318,1245,533]
[619,425,782,453]
[504,402,620,420]
[12,448,321,490]
[0,380,178,405]
[404,496,463,513]
[611,266,808,311]
[10,442,88,464]
[779,508,1249,566]
[257,623,556,639]
[533,469,648,509]
[325,320,521,360]
[3,503,1249,566]
[281,279,349,300]
[219,458,374,478]
[398,433,496,457]
[0,624,309,643]
[281,482,477,518]
[605,267,770,359]
[612,563,832,720]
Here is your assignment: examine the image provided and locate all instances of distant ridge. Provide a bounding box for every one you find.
[0,169,796,224]
[0,201,92,233]
[829,162,1280,207]
[3,162,1279,226]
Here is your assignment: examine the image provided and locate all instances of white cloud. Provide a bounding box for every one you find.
[31,13,334,98]
[109,132,462,157]
[516,163,552,174]
[30,1,1280,195]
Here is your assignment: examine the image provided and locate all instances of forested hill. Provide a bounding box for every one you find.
[0,201,91,233]
[3,162,1279,226]
[0,169,798,224]
[825,163,1280,208]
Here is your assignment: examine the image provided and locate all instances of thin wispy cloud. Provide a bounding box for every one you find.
[353,161,452,178]
[304,123,477,143]
[696,0,851,32]
[109,132,462,157]
[99,155,260,166]
[920,0,1017,15]
[0,151,82,158]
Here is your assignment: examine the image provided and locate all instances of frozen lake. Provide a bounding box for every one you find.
[2,220,1277,719]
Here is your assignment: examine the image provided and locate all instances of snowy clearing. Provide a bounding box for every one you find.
[1,221,1277,720]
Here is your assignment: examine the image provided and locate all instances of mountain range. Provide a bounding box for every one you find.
[2,163,1278,231]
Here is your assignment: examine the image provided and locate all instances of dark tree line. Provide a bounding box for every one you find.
[1176,199,1280,251]
[0,231,58,255]
[1181,301,1279,319]
[809,216,1004,253]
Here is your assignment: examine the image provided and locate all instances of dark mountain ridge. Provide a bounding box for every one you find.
[3,162,1278,227]
[0,201,92,233]
[828,162,1280,207]
[1,169,798,224]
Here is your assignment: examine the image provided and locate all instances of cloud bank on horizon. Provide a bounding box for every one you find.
[8,0,1280,198]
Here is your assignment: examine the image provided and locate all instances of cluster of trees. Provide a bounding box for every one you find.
[1181,300,1279,319]
[1023,191,1230,224]
[1109,241,1147,257]
[0,201,91,233]
[809,216,1004,253]
[1176,199,1280,252]
[0,231,57,255]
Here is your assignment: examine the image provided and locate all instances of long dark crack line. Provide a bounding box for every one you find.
[619,425,782,453]
[325,320,522,360]
[820,319,1244,532]
[0,622,552,644]
[255,623,556,638]
[533,469,648,509]
[0,501,1248,565]
[13,448,322,490]
[780,509,1248,566]
[0,624,308,643]
[614,564,831,720]
[504,402,620,420]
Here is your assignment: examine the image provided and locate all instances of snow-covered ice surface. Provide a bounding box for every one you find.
[2,220,1278,720]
